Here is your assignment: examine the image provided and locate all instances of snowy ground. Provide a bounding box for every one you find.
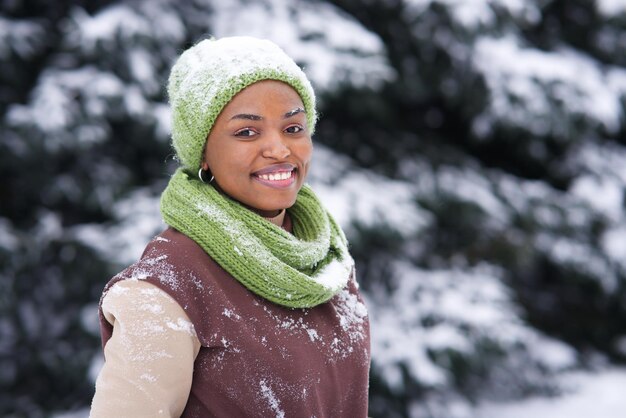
[474,367,626,418]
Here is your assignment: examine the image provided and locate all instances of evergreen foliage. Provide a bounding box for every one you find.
[2,0,626,416]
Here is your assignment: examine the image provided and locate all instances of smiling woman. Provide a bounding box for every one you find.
[89,36,371,418]
[203,80,313,218]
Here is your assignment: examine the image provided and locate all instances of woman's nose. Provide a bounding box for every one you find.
[262,132,291,159]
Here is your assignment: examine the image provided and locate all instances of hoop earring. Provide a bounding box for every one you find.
[198,168,214,184]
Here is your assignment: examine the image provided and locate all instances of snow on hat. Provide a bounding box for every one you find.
[167,36,317,171]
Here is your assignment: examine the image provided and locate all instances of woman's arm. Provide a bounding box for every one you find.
[90,280,201,417]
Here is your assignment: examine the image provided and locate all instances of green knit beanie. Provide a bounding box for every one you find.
[167,36,317,172]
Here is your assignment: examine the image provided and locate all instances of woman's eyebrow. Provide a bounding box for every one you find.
[230,113,263,121]
[284,107,306,118]
[230,108,306,121]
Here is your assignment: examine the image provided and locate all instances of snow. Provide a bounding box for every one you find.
[166,318,195,335]
[36,211,63,243]
[207,0,394,90]
[369,261,577,393]
[65,125,626,417]
[259,379,286,418]
[536,233,618,292]
[6,66,125,142]
[139,373,157,383]
[222,308,242,320]
[79,303,100,337]
[194,198,286,271]
[596,0,626,17]
[404,0,541,28]
[3,3,184,156]
[122,85,148,116]
[473,36,623,137]
[256,287,367,359]
[67,6,152,51]
[129,254,182,292]
[0,218,18,251]
[434,165,510,226]
[311,257,353,291]
[334,288,368,339]
[564,141,626,274]
[0,15,45,59]
[171,36,316,125]
[68,131,617,414]
[51,408,90,418]
[128,48,159,94]
[100,281,196,367]
[602,224,626,268]
[17,0,626,416]
[72,187,165,267]
[152,102,172,141]
[310,146,429,237]
[475,368,626,418]
[306,328,319,342]
[570,175,623,221]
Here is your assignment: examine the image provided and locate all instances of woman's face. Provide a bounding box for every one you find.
[202,80,313,217]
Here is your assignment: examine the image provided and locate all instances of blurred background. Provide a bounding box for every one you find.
[2,0,626,417]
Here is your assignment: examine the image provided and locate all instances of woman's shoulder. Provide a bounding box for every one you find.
[103,228,213,296]
[140,227,205,259]
[139,227,213,271]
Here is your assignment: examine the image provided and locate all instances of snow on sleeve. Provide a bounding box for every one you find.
[102,280,197,344]
[92,280,199,417]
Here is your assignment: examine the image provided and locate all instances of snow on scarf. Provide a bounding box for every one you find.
[160,168,353,308]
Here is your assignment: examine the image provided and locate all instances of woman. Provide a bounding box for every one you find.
[90,36,370,417]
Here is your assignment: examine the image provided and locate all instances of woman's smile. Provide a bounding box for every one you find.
[252,164,297,188]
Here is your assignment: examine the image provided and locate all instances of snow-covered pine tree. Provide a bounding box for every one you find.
[2,0,626,417]
[326,0,626,416]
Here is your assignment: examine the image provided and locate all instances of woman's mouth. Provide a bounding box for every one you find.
[252,166,297,188]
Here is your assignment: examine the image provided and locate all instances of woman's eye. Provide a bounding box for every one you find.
[234,128,257,137]
[285,125,303,134]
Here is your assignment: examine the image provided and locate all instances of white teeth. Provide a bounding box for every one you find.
[258,170,292,181]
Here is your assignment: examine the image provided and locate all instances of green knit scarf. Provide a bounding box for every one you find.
[160,168,353,308]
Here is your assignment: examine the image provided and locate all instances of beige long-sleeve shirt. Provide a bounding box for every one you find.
[90,280,201,417]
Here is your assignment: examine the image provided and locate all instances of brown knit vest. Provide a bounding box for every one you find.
[99,226,371,417]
